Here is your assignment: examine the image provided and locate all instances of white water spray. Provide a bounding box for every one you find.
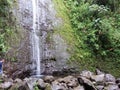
[30,0,60,75]
[32,0,41,75]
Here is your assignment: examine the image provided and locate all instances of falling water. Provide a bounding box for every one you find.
[31,0,41,75]
[30,0,66,75]
[13,0,70,76]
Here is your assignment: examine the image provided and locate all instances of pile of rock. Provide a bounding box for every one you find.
[0,70,120,90]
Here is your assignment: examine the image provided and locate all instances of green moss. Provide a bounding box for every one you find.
[97,60,120,77]
[52,0,96,72]
[52,0,75,47]
[45,83,52,90]
[53,0,120,77]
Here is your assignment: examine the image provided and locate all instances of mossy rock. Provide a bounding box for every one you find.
[45,83,52,90]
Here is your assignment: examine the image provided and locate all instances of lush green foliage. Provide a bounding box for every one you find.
[34,83,40,90]
[64,0,120,76]
[0,0,14,58]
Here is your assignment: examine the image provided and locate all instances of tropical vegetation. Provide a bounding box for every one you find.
[0,0,120,77]
[63,0,120,76]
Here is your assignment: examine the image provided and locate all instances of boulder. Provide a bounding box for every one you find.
[57,78,64,83]
[63,76,74,83]
[74,85,85,90]
[0,82,13,89]
[105,85,119,90]
[10,78,24,90]
[44,76,54,83]
[9,84,18,90]
[95,85,104,90]
[105,82,116,86]
[9,82,25,90]
[105,74,116,83]
[37,78,46,89]
[78,76,97,90]
[80,70,93,79]
[51,80,68,90]
[63,76,78,87]
[4,78,14,83]
[18,83,29,90]
[2,73,8,79]
[95,69,104,75]
[12,81,31,90]
[11,66,32,79]
[2,74,12,83]
[23,77,29,82]
[45,83,52,90]
[91,74,105,83]
[116,78,120,84]
[23,77,38,90]
[14,78,22,83]
[1,70,120,90]
[117,83,120,88]
[52,67,77,76]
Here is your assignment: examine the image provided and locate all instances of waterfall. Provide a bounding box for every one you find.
[31,0,41,75]
[13,0,70,76]
[29,0,67,75]
[30,0,56,76]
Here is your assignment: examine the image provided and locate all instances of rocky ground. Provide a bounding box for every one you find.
[0,70,120,90]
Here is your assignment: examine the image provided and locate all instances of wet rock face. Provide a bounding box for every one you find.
[17,0,33,30]
[5,0,32,78]
[10,0,71,76]
[0,70,120,90]
[4,62,32,79]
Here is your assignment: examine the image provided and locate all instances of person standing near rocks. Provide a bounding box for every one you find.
[0,59,5,75]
